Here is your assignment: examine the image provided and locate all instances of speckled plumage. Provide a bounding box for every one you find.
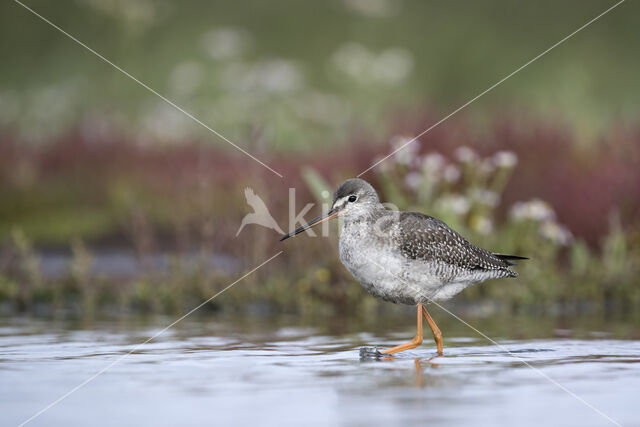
[333,178,524,305]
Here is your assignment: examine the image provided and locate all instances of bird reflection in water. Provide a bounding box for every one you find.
[359,347,440,388]
[414,357,440,387]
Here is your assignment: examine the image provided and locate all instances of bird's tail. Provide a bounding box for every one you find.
[493,253,529,266]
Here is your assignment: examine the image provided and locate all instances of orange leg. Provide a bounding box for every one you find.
[379,304,424,355]
[422,305,443,355]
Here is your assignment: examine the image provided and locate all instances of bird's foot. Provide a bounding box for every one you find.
[359,347,384,360]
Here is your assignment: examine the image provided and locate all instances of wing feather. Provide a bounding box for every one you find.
[397,212,513,272]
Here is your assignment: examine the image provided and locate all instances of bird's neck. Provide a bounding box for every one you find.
[341,204,389,226]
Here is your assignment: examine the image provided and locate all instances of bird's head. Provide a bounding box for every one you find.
[279,178,380,241]
[330,178,380,220]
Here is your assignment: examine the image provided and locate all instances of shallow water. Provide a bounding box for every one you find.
[1,316,638,427]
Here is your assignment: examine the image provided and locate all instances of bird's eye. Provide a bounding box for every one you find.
[348,195,357,202]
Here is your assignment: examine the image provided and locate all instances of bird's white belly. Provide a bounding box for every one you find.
[339,229,466,305]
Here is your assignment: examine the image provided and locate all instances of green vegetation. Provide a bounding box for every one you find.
[1,144,638,318]
[1,1,638,319]
[2,0,639,149]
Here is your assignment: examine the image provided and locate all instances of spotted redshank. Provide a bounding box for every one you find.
[280,178,527,355]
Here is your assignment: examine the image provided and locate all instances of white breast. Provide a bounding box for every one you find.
[338,220,461,305]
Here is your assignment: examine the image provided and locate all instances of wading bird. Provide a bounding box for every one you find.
[280,178,527,355]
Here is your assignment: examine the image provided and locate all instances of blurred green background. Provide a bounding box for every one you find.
[2,0,639,147]
[0,0,638,319]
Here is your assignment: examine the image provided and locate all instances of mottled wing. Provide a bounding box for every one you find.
[398,212,513,272]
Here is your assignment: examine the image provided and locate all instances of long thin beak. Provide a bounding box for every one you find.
[279,209,338,241]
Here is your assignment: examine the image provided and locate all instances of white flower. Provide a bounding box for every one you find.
[470,189,500,207]
[371,48,414,84]
[404,172,422,189]
[479,158,496,175]
[332,43,373,80]
[257,60,304,92]
[455,146,477,163]
[221,60,304,93]
[539,221,573,246]
[438,195,470,216]
[510,199,555,222]
[140,103,192,144]
[79,0,159,28]
[512,200,573,245]
[422,153,446,172]
[202,27,251,60]
[390,135,418,165]
[332,43,413,85]
[443,165,461,183]
[493,151,518,168]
